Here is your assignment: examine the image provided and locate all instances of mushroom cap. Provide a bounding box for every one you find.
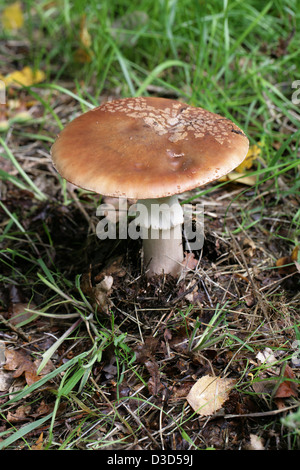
[51,97,249,199]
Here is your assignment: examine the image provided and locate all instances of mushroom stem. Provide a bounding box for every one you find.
[143,224,183,277]
[136,195,184,277]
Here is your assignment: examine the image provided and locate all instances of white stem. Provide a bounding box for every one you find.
[143,225,183,276]
[136,195,184,276]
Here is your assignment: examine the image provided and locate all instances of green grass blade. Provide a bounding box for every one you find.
[0,413,53,450]
[0,138,47,201]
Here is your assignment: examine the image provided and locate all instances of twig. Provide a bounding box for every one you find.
[224,403,299,419]
[0,313,31,342]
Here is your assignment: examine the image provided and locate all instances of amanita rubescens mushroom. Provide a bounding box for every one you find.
[51,97,249,277]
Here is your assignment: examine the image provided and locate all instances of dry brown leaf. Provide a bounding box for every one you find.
[31,432,44,450]
[8,301,36,325]
[276,245,299,275]
[251,378,277,396]
[183,252,198,270]
[7,405,31,423]
[145,359,163,396]
[275,364,298,399]
[186,375,236,416]
[242,237,257,257]
[135,337,160,363]
[4,349,54,386]
[4,349,39,385]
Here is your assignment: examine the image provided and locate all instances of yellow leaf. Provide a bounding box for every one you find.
[3,66,46,87]
[80,14,92,48]
[2,1,24,30]
[222,170,257,186]
[236,142,261,173]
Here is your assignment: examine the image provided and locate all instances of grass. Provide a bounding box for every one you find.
[0,0,299,450]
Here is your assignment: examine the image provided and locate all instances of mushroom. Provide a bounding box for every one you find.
[51,97,249,277]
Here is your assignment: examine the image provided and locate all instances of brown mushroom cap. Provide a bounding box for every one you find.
[51,97,249,199]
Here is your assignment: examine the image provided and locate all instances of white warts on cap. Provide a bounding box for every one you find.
[100,97,241,146]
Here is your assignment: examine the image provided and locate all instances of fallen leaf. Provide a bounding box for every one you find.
[242,237,257,257]
[251,378,278,396]
[236,143,261,173]
[2,1,24,31]
[256,347,278,366]
[2,66,46,88]
[221,171,257,186]
[275,364,298,399]
[8,301,36,326]
[4,349,39,385]
[145,359,163,396]
[33,400,52,417]
[182,252,198,271]
[102,361,118,379]
[276,245,299,275]
[4,349,54,386]
[186,375,236,416]
[135,337,160,363]
[31,432,44,450]
[172,382,194,399]
[219,143,261,185]
[7,405,31,423]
